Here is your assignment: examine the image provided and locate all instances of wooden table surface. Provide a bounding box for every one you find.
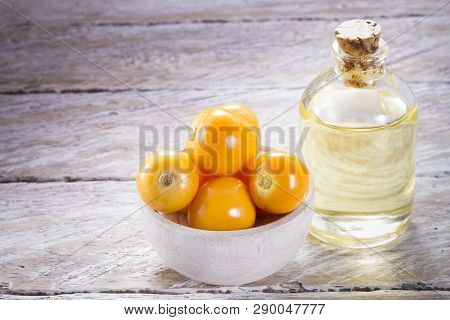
[1,0,449,299]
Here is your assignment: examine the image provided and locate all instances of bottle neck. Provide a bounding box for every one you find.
[332,39,388,88]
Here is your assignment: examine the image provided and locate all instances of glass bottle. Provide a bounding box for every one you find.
[299,20,417,248]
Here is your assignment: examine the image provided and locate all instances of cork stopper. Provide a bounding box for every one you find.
[335,20,381,56]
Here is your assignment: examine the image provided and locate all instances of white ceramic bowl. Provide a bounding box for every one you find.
[140,188,313,286]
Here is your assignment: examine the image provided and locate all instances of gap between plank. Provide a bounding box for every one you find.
[0,81,449,96]
[0,176,132,183]
[0,86,306,95]
[7,13,450,30]
[2,282,450,298]
[0,172,448,184]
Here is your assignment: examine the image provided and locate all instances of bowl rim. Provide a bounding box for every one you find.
[141,184,313,237]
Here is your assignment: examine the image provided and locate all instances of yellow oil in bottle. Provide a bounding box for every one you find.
[300,85,417,248]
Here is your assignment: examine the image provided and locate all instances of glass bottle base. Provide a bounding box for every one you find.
[309,204,412,249]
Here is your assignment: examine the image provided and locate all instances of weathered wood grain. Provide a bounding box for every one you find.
[1,0,449,27]
[2,290,450,300]
[0,0,449,300]
[0,16,448,92]
[0,177,448,298]
[0,83,448,181]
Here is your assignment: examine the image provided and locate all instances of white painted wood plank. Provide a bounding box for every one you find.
[2,0,448,27]
[2,290,449,300]
[0,16,448,92]
[0,83,448,181]
[0,177,448,296]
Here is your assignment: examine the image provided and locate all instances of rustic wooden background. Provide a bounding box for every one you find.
[1,0,449,299]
